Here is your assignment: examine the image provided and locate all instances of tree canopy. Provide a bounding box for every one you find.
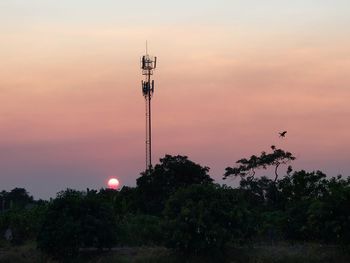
[224,145,296,182]
[0,154,349,260]
[136,155,213,214]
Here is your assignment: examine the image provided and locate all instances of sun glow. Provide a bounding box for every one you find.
[107,178,120,190]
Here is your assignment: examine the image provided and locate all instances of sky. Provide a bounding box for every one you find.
[0,1,350,199]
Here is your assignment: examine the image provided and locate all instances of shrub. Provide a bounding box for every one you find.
[163,184,248,254]
[37,189,117,260]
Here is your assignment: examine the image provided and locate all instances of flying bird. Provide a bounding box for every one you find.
[279,131,287,138]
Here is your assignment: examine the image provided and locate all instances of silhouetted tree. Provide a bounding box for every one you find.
[37,189,117,259]
[305,174,350,244]
[118,214,163,246]
[0,188,33,210]
[224,145,296,182]
[137,155,213,214]
[163,184,249,255]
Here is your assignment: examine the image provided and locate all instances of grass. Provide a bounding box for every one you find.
[77,247,173,263]
[0,242,349,263]
[0,241,56,263]
[227,243,350,263]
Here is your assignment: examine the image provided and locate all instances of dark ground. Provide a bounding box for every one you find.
[0,242,349,263]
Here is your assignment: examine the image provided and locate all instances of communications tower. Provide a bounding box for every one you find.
[141,46,157,170]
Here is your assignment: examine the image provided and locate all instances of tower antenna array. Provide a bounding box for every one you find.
[141,45,157,171]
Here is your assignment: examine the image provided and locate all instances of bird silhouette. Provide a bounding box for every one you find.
[279,131,287,138]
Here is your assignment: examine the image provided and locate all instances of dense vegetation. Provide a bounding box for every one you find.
[0,150,349,262]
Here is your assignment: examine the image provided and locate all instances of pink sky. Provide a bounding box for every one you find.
[1,2,350,198]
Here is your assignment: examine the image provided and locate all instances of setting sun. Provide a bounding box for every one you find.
[107,178,120,190]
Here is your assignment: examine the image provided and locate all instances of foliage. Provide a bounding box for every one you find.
[118,214,163,246]
[137,155,213,214]
[163,184,249,254]
[37,189,117,260]
[224,145,296,181]
[1,153,349,261]
[306,175,350,244]
[0,189,46,245]
[228,170,350,245]
[0,188,34,211]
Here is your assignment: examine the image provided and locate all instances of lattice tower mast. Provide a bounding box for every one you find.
[141,46,157,171]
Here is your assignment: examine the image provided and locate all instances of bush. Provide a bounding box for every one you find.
[0,205,47,245]
[137,155,213,215]
[163,184,248,254]
[118,214,163,246]
[37,189,117,260]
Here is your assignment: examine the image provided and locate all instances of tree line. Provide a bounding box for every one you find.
[0,148,349,261]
